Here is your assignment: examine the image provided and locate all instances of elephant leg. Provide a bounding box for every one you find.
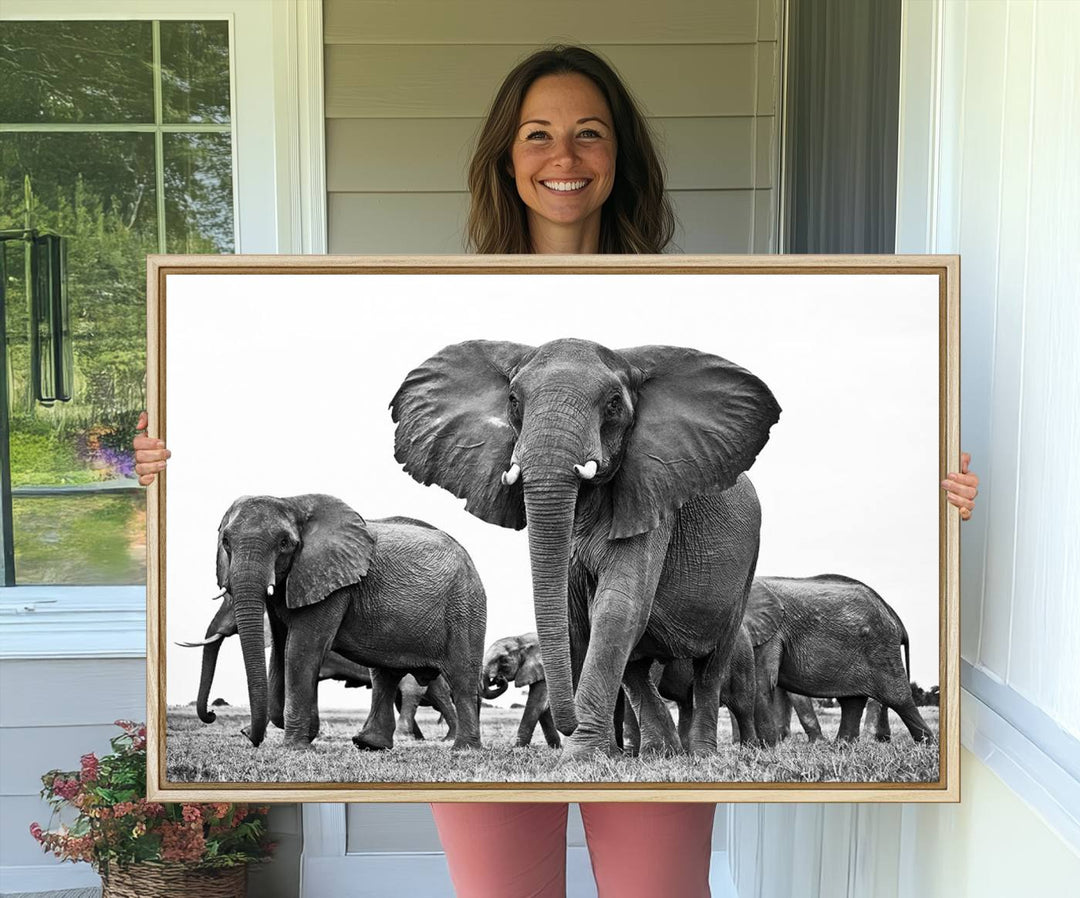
[622,658,681,757]
[395,682,423,741]
[790,693,823,743]
[753,641,783,746]
[688,650,723,754]
[864,698,891,742]
[354,667,406,751]
[538,706,561,749]
[836,696,868,743]
[426,676,458,742]
[516,682,548,746]
[444,668,482,750]
[726,679,757,747]
[282,630,329,750]
[565,575,661,759]
[622,691,641,756]
[267,613,288,730]
[773,689,793,740]
[677,699,694,752]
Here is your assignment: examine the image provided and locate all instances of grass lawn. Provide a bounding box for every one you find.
[166,704,940,785]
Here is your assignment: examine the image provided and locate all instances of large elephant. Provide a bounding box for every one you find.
[392,339,780,757]
[480,633,560,748]
[743,574,933,743]
[177,596,459,740]
[214,495,485,750]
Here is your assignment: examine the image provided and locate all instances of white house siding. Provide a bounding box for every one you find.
[324,0,781,254]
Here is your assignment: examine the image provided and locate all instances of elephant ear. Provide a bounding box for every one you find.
[744,579,785,647]
[515,637,546,686]
[611,346,781,539]
[390,340,534,529]
[215,498,249,589]
[285,494,375,610]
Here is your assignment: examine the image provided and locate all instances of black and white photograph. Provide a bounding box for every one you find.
[150,256,957,800]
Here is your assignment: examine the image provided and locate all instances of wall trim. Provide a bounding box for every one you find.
[961,683,1080,853]
[272,0,328,254]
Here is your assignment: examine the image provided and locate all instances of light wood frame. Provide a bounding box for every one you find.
[146,253,960,803]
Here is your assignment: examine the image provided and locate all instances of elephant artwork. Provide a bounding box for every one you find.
[480,633,560,748]
[176,596,459,741]
[743,575,934,744]
[392,339,781,757]
[213,495,486,751]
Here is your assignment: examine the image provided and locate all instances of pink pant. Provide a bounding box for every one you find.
[431,802,716,898]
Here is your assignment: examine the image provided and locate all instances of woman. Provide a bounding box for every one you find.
[135,45,978,897]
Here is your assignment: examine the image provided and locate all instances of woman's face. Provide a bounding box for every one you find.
[509,73,617,243]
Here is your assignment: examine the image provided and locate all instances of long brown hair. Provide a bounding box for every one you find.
[466,46,675,254]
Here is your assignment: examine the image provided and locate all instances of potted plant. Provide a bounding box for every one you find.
[30,720,273,897]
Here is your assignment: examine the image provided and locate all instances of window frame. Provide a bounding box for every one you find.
[0,0,326,657]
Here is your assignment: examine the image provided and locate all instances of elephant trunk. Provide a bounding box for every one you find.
[197,638,225,723]
[196,599,237,724]
[481,677,509,700]
[520,454,581,737]
[231,563,273,747]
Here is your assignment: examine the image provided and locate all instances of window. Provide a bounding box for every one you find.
[0,19,235,585]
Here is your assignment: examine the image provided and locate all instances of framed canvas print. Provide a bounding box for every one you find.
[146,255,959,803]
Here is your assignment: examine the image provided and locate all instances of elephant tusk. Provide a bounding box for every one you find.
[573,460,598,480]
[176,633,224,648]
[267,584,274,596]
[210,588,227,601]
[501,463,521,486]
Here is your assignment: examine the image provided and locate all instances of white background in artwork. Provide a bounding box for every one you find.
[164,272,940,711]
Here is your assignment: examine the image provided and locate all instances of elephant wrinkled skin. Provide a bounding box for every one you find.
[392,339,780,757]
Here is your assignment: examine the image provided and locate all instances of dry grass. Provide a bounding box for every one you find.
[166,705,939,785]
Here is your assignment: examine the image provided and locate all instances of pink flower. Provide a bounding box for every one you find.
[80,753,99,782]
[112,801,136,817]
[52,778,80,801]
[181,805,202,824]
[29,822,43,842]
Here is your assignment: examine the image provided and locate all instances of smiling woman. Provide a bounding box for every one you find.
[465,45,674,255]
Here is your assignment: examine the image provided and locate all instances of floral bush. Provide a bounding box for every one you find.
[30,720,274,874]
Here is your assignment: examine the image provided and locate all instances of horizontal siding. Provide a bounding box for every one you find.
[326,117,772,193]
[325,0,761,45]
[327,188,763,254]
[325,44,765,118]
[328,192,468,253]
[0,659,145,728]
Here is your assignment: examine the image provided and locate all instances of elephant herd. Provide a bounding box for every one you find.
[180,337,934,762]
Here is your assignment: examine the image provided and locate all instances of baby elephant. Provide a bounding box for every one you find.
[481,633,560,748]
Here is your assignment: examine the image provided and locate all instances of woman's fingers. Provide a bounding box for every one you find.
[133,410,170,486]
[941,452,979,521]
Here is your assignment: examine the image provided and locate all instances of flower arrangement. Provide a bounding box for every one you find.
[30,720,273,877]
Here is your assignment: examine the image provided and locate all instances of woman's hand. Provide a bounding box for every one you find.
[133,411,171,486]
[942,452,979,521]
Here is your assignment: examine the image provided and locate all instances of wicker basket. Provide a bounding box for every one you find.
[100,862,247,898]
